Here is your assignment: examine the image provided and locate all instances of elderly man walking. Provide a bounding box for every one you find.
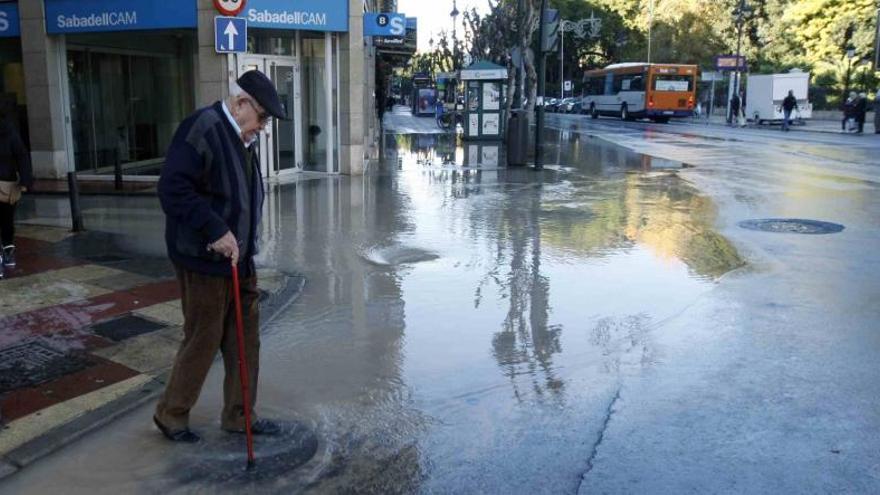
[153,70,286,442]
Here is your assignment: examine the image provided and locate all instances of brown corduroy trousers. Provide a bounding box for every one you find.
[155,264,260,432]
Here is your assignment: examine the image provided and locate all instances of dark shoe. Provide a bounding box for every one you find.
[2,245,14,267]
[154,415,201,443]
[225,418,282,436]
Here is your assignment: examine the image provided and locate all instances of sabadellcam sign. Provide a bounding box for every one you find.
[245,0,348,32]
[45,0,348,34]
[45,0,196,34]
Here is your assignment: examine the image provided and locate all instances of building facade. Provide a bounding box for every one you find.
[7,0,381,181]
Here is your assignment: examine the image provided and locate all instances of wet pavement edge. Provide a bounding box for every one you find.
[0,226,306,482]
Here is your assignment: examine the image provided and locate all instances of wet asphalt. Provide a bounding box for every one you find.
[3,115,879,494]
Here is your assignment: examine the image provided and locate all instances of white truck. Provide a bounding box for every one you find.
[746,71,812,124]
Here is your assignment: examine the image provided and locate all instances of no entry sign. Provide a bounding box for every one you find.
[214,0,246,16]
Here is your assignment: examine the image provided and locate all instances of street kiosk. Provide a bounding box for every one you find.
[460,61,507,141]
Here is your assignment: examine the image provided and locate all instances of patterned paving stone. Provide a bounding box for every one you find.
[88,272,156,291]
[132,301,184,327]
[0,278,111,318]
[2,254,83,278]
[0,358,139,422]
[0,340,95,395]
[15,225,73,244]
[90,328,180,376]
[91,314,165,342]
[0,374,152,455]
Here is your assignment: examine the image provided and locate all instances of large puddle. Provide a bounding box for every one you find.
[7,130,744,494]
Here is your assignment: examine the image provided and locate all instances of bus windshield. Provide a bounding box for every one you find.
[653,75,692,92]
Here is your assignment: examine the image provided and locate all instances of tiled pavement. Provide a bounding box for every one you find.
[0,224,304,480]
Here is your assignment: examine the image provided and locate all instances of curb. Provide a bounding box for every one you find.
[0,270,306,482]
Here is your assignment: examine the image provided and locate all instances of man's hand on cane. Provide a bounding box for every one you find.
[208,231,240,266]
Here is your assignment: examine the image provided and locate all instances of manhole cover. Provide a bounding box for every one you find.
[0,341,94,393]
[738,218,844,234]
[174,420,319,484]
[91,314,165,342]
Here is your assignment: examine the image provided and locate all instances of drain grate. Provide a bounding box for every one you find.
[738,218,844,235]
[0,341,94,393]
[91,314,165,342]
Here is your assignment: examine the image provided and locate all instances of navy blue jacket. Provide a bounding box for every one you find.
[158,102,263,277]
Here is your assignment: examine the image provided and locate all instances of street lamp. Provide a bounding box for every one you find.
[450,0,460,71]
[843,45,856,97]
[428,34,435,76]
[732,0,750,98]
[647,0,654,64]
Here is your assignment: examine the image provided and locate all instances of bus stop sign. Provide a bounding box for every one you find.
[715,55,747,72]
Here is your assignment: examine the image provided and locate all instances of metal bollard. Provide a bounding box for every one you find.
[67,172,84,232]
[114,152,123,191]
[506,110,530,166]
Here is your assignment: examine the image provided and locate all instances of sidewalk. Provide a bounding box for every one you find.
[383,105,446,134]
[0,224,304,481]
[684,113,876,135]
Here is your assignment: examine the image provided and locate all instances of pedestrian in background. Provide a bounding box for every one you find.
[841,92,856,132]
[781,89,798,132]
[728,92,741,126]
[855,92,867,134]
[154,70,285,442]
[736,91,747,127]
[0,117,33,279]
[874,89,880,134]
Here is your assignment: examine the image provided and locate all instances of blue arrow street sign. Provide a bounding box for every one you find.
[215,16,247,53]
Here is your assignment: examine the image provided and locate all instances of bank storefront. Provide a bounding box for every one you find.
[236,0,349,176]
[36,0,359,180]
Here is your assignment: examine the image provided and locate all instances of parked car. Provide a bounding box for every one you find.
[545,98,559,112]
[559,97,578,113]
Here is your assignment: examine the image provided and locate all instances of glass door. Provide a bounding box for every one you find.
[238,56,271,177]
[269,60,300,174]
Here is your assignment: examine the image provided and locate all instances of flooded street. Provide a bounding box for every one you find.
[4,122,880,494]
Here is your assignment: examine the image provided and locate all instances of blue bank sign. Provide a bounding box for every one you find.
[45,0,197,34]
[245,0,348,32]
[0,3,20,38]
[363,13,406,37]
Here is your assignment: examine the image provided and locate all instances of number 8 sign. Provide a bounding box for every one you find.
[214,0,246,16]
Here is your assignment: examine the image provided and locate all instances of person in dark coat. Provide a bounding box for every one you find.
[0,119,33,279]
[855,92,868,134]
[728,93,741,125]
[781,90,798,131]
[153,70,285,443]
[874,89,880,134]
[841,92,856,132]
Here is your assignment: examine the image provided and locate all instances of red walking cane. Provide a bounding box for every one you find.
[231,261,256,469]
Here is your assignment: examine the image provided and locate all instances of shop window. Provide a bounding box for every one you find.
[66,31,195,174]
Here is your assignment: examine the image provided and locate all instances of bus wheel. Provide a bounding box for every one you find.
[590,104,598,119]
[620,104,629,121]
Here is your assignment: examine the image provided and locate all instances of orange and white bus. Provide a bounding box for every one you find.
[582,63,697,123]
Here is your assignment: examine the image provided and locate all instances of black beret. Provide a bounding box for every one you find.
[236,70,287,120]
